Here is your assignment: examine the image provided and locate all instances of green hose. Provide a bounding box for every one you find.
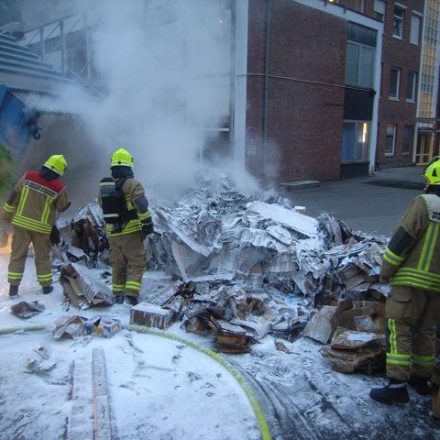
[126,324,272,440]
[0,325,46,335]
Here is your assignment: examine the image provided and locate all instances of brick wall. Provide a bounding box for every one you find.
[246,0,346,182]
[376,0,424,167]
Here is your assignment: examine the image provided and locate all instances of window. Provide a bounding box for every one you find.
[393,5,405,39]
[346,43,375,88]
[342,121,370,162]
[410,13,421,45]
[402,126,414,155]
[374,0,386,21]
[385,125,397,156]
[345,23,376,88]
[406,71,417,102]
[389,67,400,99]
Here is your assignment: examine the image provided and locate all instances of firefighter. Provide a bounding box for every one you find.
[2,155,70,296]
[99,148,154,306]
[370,157,440,405]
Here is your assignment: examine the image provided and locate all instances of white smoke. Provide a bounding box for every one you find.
[32,0,259,201]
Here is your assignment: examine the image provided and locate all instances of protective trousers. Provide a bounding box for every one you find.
[109,232,146,299]
[8,226,52,287]
[385,285,440,381]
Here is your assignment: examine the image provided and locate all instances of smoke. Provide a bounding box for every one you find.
[29,0,259,202]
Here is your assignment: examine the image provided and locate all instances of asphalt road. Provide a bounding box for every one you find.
[283,167,424,237]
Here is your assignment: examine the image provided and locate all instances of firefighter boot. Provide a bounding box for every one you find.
[114,295,125,304]
[369,379,409,404]
[408,375,431,396]
[9,284,18,297]
[125,295,139,306]
[42,285,53,295]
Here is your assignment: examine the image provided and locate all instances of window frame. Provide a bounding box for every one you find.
[410,12,422,46]
[374,0,386,22]
[345,41,375,88]
[406,71,417,102]
[402,125,414,156]
[393,5,406,39]
[385,125,397,157]
[389,67,401,100]
[341,120,371,163]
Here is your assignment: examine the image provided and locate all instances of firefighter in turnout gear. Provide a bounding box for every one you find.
[100,148,154,306]
[2,155,70,296]
[370,157,440,405]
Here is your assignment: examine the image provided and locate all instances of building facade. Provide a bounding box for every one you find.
[18,0,440,182]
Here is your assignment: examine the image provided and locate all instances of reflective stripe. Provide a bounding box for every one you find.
[113,284,124,292]
[386,353,412,366]
[391,268,440,291]
[125,281,141,292]
[37,273,52,280]
[3,203,15,213]
[16,187,29,216]
[388,318,397,354]
[8,272,23,280]
[418,222,440,272]
[40,196,53,224]
[12,216,52,234]
[412,354,435,367]
[384,248,405,266]
[138,211,151,221]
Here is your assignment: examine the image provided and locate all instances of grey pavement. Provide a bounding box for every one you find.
[283,165,425,237]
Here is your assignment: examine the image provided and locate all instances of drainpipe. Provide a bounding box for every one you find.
[229,0,237,158]
[262,0,272,180]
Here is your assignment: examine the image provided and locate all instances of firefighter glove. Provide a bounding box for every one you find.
[50,225,61,246]
[141,217,154,238]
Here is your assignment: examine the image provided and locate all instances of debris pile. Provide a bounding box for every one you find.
[57,172,390,358]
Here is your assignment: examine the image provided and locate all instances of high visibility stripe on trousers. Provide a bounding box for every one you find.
[37,273,52,285]
[8,271,23,284]
[386,318,411,367]
[125,281,141,293]
[412,354,435,367]
[112,284,125,293]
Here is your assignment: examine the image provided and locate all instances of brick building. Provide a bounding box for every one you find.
[17,0,440,183]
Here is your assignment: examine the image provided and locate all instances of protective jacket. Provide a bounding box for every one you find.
[3,170,70,233]
[100,177,152,237]
[381,194,440,292]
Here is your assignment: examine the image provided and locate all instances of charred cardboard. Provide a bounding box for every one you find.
[60,263,113,309]
[331,300,385,333]
[303,306,336,344]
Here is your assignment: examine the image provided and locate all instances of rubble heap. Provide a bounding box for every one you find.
[57,172,390,363]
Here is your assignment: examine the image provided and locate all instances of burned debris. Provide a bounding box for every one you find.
[56,173,389,365]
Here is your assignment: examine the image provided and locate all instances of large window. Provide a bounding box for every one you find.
[393,5,405,39]
[389,67,401,99]
[406,71,417,102]
[346,43,375,88]
[342,121,370,162]
[410,13,421,45]
[385,125,397,156]
[402,126,414,155]
[374,0,386,21]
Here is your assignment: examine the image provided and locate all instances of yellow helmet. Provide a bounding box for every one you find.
[424,157,440,186]
[44,154,67,176]
[111,148,133,168]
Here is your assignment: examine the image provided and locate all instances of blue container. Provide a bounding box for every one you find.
[0,84,41,156]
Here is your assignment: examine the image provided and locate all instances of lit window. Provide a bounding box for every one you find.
[393,6,405,39]
[374,0,386,21]
[389,67,401,99]
[385,125,397,156]
[410,13,421,45]
[342,121,370,162]
[406,71,417,102]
